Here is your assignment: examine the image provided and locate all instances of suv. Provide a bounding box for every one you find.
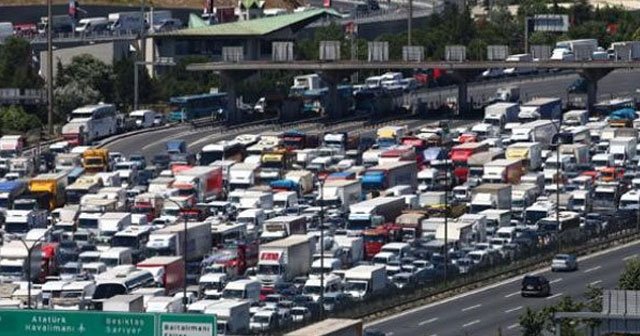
[521,275,550,297]
[551,254,578,272]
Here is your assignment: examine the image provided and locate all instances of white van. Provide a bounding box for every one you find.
[0,22,14,43]
[129,110,156,129]
[76,17,109,33]
[146,296,183,313]
[301,274,342,302]
[221,279,261,304]
[99,247,133,269]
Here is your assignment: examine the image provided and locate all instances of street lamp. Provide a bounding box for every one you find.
[162,198,190,312]
[317,178,325,320]
[551,122,561,253]
[14,226,53,309]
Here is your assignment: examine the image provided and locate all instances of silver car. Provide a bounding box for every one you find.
[551,254,578,272]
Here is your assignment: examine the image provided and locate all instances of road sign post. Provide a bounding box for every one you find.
[0,310,215,336]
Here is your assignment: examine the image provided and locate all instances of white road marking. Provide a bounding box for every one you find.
[505,291,520,298]
[504,306,523,313]
[507,323,520,330]
[623,254,637,261]
[418,318,439,326]
[550,278,563,284]
[589,280,603,286]
[583,266,601,273]
[366,239,640,327]
[462,320,481,328]
[461,304,481,312]
[546,293,563,300]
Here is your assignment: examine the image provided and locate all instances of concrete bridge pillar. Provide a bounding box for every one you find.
[451,70,482,115]
[220,70,256,124]
[578,68,613,113]
[320,70,354,120]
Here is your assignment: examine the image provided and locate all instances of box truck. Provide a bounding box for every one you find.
[347,197,405,234]
[146,222,212,261]
[361,161,417,192]
[320,179,362,212]
[483,102,520,130]
[173,166,223,202]
[470,183,512,214]
[256,235,312,286]
[343,265,387,300]
[136,256,185,295]
[518,98,562,122]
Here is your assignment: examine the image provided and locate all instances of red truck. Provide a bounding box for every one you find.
[41,243,60,280]
[450,142,489,184]
[363,224,402,260]
[173,166,224,202]
[201,242,259,278]
[136,256,185,295]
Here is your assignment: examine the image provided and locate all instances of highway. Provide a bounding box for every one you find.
[106,69,640,158]
[368,240,640,336]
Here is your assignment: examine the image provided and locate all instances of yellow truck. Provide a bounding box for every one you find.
[28,172,68,210]
[82,148,109,173]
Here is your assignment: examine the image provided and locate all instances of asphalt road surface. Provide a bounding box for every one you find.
[367,240,640,336]
[106,69,640,158]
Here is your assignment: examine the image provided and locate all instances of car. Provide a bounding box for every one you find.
[551,254,578,272]
[290,306,311,323]
[521,275,550,297]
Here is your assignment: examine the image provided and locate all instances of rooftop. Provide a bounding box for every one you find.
[156,8,340,37]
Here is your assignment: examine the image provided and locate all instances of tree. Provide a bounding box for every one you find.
[56,54,115,102]
[112,56,157,109]
[54,80,100,122]
[0,37,43,89]
[519,307,546,336]
[543,296,583,336]
[619,257,640,290]
[0,105,41,132]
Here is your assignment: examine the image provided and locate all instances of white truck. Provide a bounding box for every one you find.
[98,212,131,238]
[609,137,637,166]
[483,102,520,130]
[518,98,562,122]
[470,183,512,214]
[261,215,307,242]
[284,170,314,195]
[503,53,534,76]
[343,265,387,300]
[332,235,364,266]
[347,197,405,234]
[291,74,323,94]
[229,163,260,191]
[103,294,144,312]
[563,110,589,126]
[506,142,542,170]
[0,241,41,282]
[511,120,558,148]
[320,179,362,212]
[511,184,539,217]
[256,235,312,286]
[204,299,250,335]
[554,39,598,60]
[146,222,212,261]
[108,12,145,32]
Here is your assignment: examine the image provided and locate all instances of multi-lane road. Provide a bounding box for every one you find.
[368,240,640,336]
[107,69,640,158]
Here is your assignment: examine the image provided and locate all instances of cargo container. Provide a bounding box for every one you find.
[256,235,312,286]
[136,256,185,295]
[347,197,405,234]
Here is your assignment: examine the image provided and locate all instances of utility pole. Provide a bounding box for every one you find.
[318,179,325,320]
[443,154,449,284]
[407,0,413,46]
[140,0,146,60]
[524,17,530,54]
[47,0,53,136]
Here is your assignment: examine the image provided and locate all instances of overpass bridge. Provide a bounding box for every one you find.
[187,60,640,120]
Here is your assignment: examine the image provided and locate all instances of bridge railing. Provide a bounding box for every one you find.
[28,29,139,43]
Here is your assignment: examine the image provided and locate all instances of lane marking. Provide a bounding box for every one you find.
[546,293,563,300]
[418,318,438,326]
[507,323,520,330]
[367,239,640,327]
[461,304,481,312]
[462,320,481,328]
[583,266,601,273]
[589,280,603,286]
[550,278,563,284]
[623,254,637,261]
[505,291,520,298]
[504,306,523,313]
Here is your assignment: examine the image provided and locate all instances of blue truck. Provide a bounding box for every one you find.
[0,180,27,210]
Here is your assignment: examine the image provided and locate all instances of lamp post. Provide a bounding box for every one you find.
[317,178,325,320]
[16,227,53,309]
[551,122,561,253]
[163,198,190,312]
[443,154,449,285]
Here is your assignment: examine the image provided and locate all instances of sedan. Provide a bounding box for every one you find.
[551,254,578,272]
[521,275,550,297]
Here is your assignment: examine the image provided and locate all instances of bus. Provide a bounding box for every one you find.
[91,269,155,310]
[593,97,635,116]
[61,104,119,146]
[199,140,246,166]
[169,93,228,122]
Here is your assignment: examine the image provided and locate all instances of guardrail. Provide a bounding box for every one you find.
[271,215,640,335]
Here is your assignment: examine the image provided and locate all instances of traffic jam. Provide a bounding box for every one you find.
[0,94,637,334]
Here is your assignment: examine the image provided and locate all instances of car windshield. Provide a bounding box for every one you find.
[253,315,271,323]
[523,276,543,285]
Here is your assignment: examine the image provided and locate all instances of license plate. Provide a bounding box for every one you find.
[527,285,533,289]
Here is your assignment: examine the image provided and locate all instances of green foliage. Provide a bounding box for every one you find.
[0,37,43,89]
[54,80,101,122]
[153,56,220,99]
[542,296,583,336]
[519,307,546,336]
[56,54,116,101]
[619,257,640,290]
[0,105,41,132]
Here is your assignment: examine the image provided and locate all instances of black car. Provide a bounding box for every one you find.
[521,275,550,297]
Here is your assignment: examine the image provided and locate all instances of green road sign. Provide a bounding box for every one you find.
[0,310,216,336]
[159,314,216,336]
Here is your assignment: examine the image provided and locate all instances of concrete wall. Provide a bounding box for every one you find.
[40,41,132,82]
